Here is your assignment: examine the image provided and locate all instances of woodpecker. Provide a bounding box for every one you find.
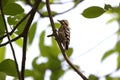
[58,20,70,50]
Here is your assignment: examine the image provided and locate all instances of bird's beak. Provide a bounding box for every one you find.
[57,20,61,22]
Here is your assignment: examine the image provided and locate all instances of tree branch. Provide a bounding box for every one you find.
[46,0,88,80]
[0,0,21,79]
[0,10,31,41]
[0,34,23,47]
[26,0,83,17]
[20,0,41,79]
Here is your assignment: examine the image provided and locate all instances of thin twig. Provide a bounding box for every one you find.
[26,0,83,17]
[20,0,41,79]
[0,34,23,47]
[46,0,88,80]
[0,10,31,40]
[0,0,21,79]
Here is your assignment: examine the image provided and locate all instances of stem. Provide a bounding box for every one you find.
[46,0,88,80]
[0,0,21,79]
[20,0,41,79]
[0,10,31,40]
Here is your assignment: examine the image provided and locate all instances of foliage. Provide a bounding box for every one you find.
[82,3,120,80]
[0,0,120,80]
[0,0,76,80]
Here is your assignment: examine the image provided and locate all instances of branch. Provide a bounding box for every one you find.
[0,10,31,41]
[0,34,23,47]
[25,0,83,17]
[0,0,21,79]
[20,0,41,79]
[45,0,88,80]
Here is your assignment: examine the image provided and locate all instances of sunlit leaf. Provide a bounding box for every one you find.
[74,0,83,5]
[11,34,23,47]
[25,69,34,77]
[50,69,64,80]
[31,57,46,80]
[48,58,61,71]
[82,6,105,18]
[50,38,60,57]
[15,14,28,35]
[117,54,120,69]
[48,22,60,29]
[32,57,39,69]
[38,2,45,10]
[38,63,47,72]
[115,41,120,53]
[0,59,18,77]
[104,4,113,10]
[39,31,48,56]
[0,15,5,43]
[106,75,120,80]
[49,0,54,3]
[66,48,73,57]
[28,22,37,45]
[106,17,118,24]
[54,23,60,29]
[3,3,24,15]
[1,0,8,7]
[101,49,115,61]
[88,74,99,80]
[7,16,18,26]
[0,47,6,62]
[0,72,6,80]
[112,6,120,14]
[105,75,112,80]
[41,11,57,17]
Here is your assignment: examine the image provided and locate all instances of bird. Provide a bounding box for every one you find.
[57,19,70,50]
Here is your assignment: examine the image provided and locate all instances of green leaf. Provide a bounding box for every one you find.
[25,69,34,77]
[0,59,18,77]
[74,0,83,5]
[11,34,23,47]
[50,69,64,80]
[3,3,24,15]
[88,74,99,80]
[0,47,6,62]
[115,41,120,53]
[47,58,61,71]
[32,57,39,69]
[38,2,45,10]
[66,48,73,57]
[31,57,46,80]
[49,0,54,3]
[117,54,120,69]
[39,31,49,56]
[0,72,6,80]
[1,0,8,7]
[0,15,5,43]
[48,22,60,29]
[28,22,37,45]
[54,23,60,29]
[15,14,28,35]
[101,49,115,61]
[82,6,105,18]
[50,38,60,57]
[105,75,112,80]
[7,16,18,26]
[41,11,57,17]
[106,17,117,24]
[104,4,113,10]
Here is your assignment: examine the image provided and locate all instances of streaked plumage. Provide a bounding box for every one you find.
[58,20,70,50]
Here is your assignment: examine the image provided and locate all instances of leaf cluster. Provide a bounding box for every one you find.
[0,0,76,80]
[82,4,120,80]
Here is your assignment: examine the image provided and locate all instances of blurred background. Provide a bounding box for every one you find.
[0,0,120,80]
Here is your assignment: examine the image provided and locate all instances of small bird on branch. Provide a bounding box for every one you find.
[58,19,70,50]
